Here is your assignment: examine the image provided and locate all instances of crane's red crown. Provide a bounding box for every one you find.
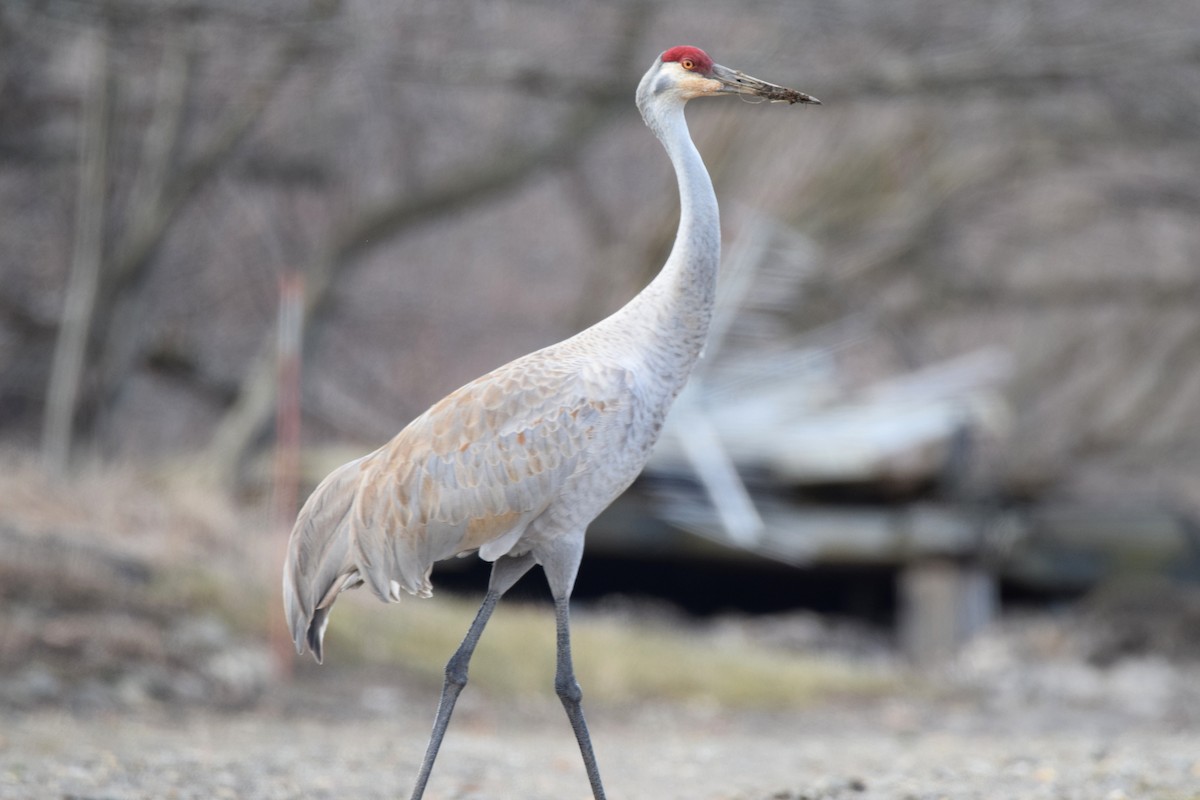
[661,46,714,76]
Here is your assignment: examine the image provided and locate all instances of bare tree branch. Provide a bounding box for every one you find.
[79,0,339,448]
[88,30,191,450]
[830,30,1200,100]
[204,1,650,485]
[205,97,626,485]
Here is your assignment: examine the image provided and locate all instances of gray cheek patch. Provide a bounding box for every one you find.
[653,74,672,95]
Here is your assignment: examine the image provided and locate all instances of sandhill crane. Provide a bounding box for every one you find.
[283,46,819,800]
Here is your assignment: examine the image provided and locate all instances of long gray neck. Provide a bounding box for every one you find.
[604,99,720,385]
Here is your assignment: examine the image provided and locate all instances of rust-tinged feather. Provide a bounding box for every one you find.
[282,352,635,664]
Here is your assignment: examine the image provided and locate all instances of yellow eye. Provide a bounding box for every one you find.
[681,58,695,71]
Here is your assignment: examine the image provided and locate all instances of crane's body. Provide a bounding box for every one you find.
[283,45,818,800]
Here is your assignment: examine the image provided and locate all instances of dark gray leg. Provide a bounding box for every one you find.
[554,595,607,800]
[409,554,534,800]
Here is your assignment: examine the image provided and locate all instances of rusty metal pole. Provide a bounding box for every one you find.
[270,271,305,678]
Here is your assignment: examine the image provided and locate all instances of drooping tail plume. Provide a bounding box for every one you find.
[282,456,367,663]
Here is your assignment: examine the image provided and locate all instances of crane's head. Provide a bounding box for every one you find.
[636,46,819,123]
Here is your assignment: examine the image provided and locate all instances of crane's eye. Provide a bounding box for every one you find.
[681,58,695,71]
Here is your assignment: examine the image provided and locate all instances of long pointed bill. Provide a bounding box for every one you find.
[711,63,821,105]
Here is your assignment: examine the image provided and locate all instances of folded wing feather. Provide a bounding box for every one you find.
[282,354,628,661]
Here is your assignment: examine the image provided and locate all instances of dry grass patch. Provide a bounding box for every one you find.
[314,591,894,709]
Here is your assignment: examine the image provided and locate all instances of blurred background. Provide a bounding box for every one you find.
[2,0,1200,765]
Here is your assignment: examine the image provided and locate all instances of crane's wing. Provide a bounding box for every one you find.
[283,353,632,661]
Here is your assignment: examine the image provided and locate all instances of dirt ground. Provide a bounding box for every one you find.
[2,465,1199,799]
[4,566,1200,800]
[3,669,1200,800]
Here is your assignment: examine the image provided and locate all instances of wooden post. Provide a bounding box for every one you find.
[899,559,996,665]
[269,272,305,678]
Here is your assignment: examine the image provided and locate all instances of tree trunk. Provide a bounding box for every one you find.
[42,26,113,474]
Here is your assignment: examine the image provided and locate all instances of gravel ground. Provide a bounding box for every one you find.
[3,687,1199,800]
[6,469,1200,798]
[4,592,1200,800]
